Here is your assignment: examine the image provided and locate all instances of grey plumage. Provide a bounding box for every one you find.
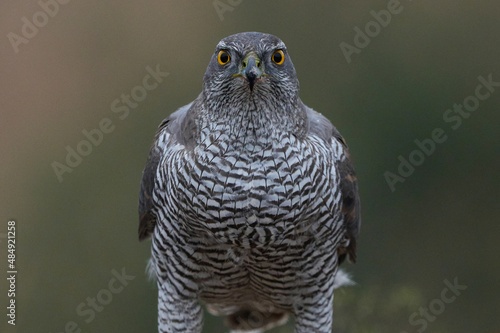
[139,32,360,333]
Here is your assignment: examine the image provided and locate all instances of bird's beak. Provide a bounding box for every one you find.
[239,52,263,91]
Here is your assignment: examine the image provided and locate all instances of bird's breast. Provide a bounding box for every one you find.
[168,134,340,248]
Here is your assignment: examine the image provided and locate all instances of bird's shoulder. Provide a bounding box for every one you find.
[138,101,194,241]
[305,106,361,264]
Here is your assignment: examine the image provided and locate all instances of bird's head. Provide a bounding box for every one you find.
[202,32,300,107]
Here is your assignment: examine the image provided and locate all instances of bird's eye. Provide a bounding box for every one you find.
[217,50,230,65]
[272,50,285,65]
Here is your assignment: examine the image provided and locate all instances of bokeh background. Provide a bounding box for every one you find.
[1,1,499,332]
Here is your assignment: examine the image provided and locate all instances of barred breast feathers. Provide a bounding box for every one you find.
[305,106,361,263]
[138,102,193,241]
[140,100,359,264]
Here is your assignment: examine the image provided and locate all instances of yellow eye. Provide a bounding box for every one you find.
[217,50,230,65]
[272,50,285,65]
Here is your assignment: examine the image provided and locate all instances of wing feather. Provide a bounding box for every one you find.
[138,103,193,241]
[306,107,361,263]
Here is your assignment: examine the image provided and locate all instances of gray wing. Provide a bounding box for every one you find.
[138,103,193,241]
[306,107,361,264]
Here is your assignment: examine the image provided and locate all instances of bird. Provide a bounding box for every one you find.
[138,32,360,333]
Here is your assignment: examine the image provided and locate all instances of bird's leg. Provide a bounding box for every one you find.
[292,293,334,333]
[152,231,204,332]
[157,280,203,333]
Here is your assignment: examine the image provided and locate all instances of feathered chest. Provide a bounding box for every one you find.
[159,130,342,247]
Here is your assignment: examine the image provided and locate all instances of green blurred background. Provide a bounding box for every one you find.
[1,1,499,332]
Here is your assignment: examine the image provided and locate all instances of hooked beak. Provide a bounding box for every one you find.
[236,52,264,91]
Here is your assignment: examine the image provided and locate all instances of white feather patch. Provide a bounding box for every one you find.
[333,269,355,289]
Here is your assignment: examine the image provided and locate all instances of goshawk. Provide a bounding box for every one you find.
[139,32,360,333]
